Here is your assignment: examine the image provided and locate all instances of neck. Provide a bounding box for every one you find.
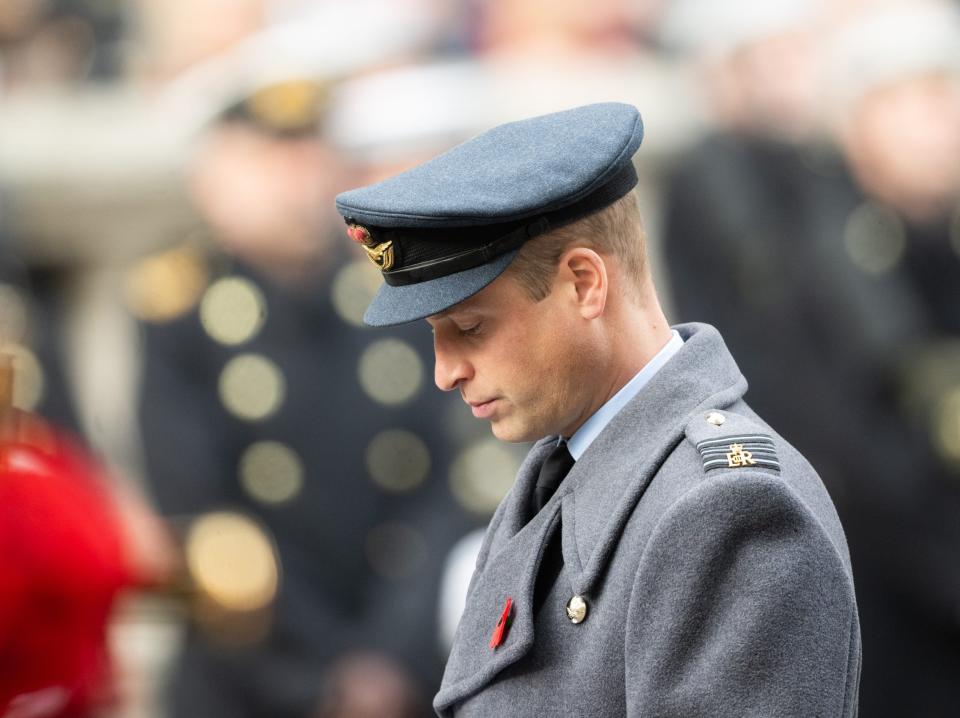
[608,283,673,390]
[562,287,672,438]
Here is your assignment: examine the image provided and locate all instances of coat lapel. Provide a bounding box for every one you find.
[435,499,561,713]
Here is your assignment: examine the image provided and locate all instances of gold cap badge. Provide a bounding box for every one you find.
[347,224,394,271]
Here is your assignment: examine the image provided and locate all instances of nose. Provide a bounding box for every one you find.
[433,333,473,392]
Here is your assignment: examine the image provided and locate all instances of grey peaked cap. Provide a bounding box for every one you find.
[335,102,644,326]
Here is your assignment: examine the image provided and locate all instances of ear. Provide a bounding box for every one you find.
[558,248,607,320]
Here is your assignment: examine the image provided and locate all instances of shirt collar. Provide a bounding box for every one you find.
[565,330,684,461]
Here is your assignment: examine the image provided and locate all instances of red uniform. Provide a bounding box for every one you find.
[0,431,133,717]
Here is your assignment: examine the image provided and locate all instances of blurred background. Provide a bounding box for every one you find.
[0,0,958,716]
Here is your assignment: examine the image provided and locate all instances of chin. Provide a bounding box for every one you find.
[490,419,543,444]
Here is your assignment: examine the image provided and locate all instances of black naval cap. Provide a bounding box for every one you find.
[335,102,644,326]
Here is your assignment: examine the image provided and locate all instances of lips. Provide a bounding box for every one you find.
[467,397,498,419]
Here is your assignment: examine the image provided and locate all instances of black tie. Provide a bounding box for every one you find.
[532,441,575,514]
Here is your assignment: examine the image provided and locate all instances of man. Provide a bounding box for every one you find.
[335,103,861,717]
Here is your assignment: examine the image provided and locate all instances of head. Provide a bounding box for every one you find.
[661,0,825,140]
[428,190,667,442]
[335,103,669,441]
[478,0,647,58]
[188,81,347,278]
[840,73,960,222]
[828,1,960,221]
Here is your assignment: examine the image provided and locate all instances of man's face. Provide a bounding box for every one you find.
[426,270,594,443]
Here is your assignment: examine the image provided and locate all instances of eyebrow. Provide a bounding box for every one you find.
[429,302,480,322]
[425,311,449,327]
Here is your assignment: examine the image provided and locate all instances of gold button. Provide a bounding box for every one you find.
[706,412,726,426]
[566,595,588,624]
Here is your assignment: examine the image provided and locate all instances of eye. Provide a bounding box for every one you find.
[459,322,483,337]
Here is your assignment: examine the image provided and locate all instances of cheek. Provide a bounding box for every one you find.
[518,321,583,409]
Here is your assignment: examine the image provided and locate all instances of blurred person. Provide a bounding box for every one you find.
[662,2,960,715]
[0,0,127,92]
[658,0,825,141]
[658,0,838,420]
[432,0,702,157]
[472,0,662,59]
[131,0,265,83]
[134,13,495,717]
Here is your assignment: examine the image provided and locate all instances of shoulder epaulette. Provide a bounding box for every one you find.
[683,410,781,474]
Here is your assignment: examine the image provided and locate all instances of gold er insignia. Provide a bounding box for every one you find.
[363,241,394,271]
[726,443,757,468]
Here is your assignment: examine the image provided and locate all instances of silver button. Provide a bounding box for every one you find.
[566,595,588,624]
[706,412,726,426]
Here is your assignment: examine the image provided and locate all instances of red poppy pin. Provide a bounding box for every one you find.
[347,224,373,246]
[489,596,513,650]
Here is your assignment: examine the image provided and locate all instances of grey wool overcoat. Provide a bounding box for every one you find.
[434,323,861,717]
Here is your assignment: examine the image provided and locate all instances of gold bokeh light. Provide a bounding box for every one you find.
[185,511,280,613]
[331,260,382,327]
[0,284,29,344]
[200,277,267,346]
[450,439,521,516]
[125,244,209,323]
[239,441,305,504]
[933,387,960,465]
[365,429,430,493]
[0,342,44,411]
[357,339,423,406]
[218,353,286,421]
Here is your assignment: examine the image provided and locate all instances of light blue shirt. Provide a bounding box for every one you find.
[566,330,684,460]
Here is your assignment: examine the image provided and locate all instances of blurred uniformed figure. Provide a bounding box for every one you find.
[0,0,127,93]
[662,3,960,715]
[133,14,510,717]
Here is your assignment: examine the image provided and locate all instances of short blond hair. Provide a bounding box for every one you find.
[505,190,647,301]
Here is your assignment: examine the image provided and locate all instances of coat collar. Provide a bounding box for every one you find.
[434,322,747,714]
[560,321,747,596]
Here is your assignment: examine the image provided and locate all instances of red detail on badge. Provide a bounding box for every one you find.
[489,596,513,650]
[347,225,371,245]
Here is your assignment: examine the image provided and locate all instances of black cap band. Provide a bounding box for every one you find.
[381,217,548,286]
[360,161,637,287]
